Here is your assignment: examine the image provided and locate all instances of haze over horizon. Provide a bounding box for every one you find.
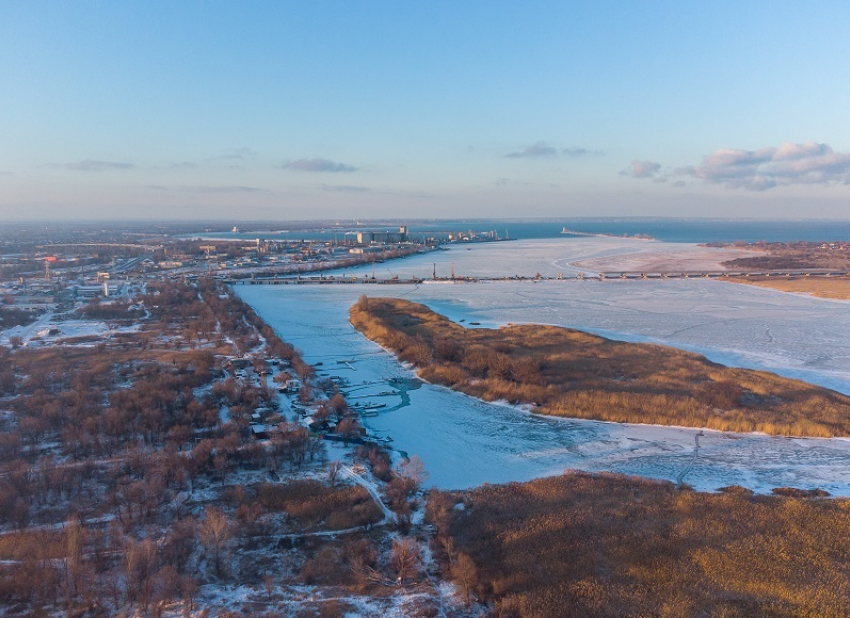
[2,1,850,221]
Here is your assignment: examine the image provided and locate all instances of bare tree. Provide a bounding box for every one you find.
[346,539,382,590]
[200,506,232,578]
[298,383,313,405]
[391,537,420,585]
[452,552,479,605]
[180,575,199,617]
[263,573,275,601]
[336,418,362,446]
[312,402,332,424]
[162,516,197,572]
[123,537,157,607]
[64,516,84,600]
[440,536,457,565]
[328,461,343,487]
[328,393,349,419]
[396,455,428,489]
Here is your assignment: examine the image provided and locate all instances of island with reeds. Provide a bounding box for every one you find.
[350,296,850,437]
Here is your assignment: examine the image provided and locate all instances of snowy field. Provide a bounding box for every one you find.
[0,312,141,347]
[236,237,850,495]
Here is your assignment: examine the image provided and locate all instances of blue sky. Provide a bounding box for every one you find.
[1,1,850,221]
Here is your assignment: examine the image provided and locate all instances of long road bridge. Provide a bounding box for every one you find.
[225,270,850,285]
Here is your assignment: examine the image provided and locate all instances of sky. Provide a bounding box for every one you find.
[1,0,850,221]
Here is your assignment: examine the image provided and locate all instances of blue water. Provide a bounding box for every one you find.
[185,218,850,244]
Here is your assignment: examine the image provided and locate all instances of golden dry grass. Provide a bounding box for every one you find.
[256,480,382,531]
[0,530,66,560]
[350,296,850,437]
[728,276,850,300]
[431,473,850,617]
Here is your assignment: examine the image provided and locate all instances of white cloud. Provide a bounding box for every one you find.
[506,142,600,159]
[505,141,558,158]
[681,141,850,191]
[621,160,662,178]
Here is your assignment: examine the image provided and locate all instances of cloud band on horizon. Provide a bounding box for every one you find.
[64,160,135,172]
[282,158,357,172]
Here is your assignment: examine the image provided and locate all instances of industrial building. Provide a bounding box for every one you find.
[356,226,408,245]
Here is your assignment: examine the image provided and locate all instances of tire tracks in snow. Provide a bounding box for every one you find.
[676,431,703,486]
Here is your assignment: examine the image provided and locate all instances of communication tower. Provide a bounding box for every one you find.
[44,256,57,281]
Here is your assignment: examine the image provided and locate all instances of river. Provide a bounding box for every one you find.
[235,237,850,494]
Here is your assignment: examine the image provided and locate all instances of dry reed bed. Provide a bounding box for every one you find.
[428,472,850,617]
[350,296,850,437]
[728,275,850,300]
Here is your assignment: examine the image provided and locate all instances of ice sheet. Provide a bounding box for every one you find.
[323,236,750,280]
[236,238,850,494]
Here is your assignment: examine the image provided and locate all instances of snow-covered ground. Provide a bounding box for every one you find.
[0,309,54,345]
[0,316,141,346]
[236,237,850,495]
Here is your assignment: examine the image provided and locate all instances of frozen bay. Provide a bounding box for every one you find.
[236,238,850,494]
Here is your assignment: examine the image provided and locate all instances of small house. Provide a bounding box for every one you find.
[225,357,252,370]
[251,425,271,440]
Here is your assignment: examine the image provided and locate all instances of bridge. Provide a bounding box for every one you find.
[224,270,850,285]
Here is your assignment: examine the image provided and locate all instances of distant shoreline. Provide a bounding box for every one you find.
[173,218,850,244]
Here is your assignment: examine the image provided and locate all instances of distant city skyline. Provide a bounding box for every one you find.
[1,1,849,221]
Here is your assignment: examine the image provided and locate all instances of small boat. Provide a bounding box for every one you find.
[356,402,387,411]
